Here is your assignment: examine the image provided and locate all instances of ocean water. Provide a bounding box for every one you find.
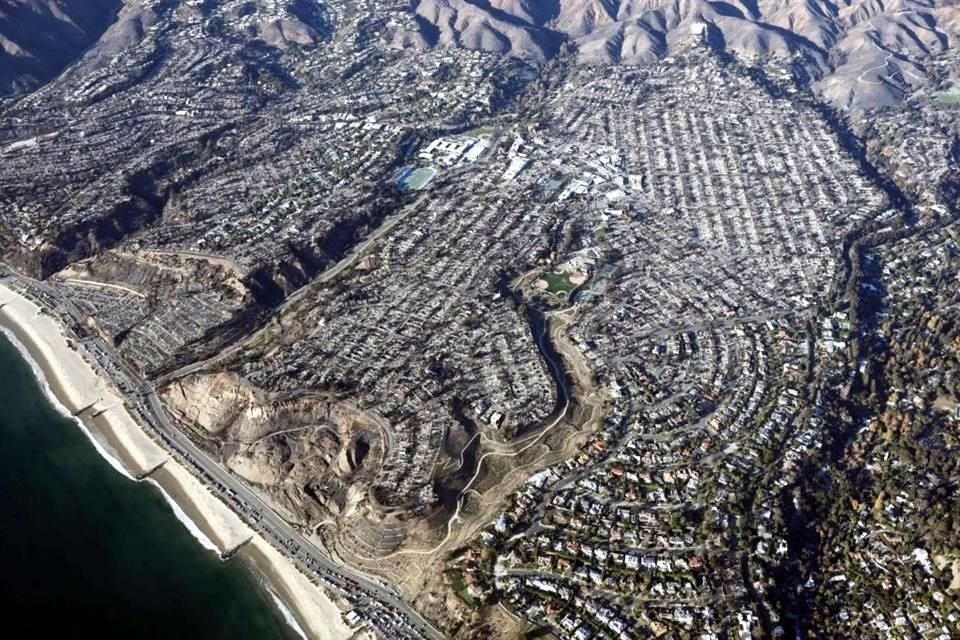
[0,333,298,639]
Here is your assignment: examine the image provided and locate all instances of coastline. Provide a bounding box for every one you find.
[0,282,353,640]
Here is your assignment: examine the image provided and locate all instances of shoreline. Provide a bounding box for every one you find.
[0,282,353,640]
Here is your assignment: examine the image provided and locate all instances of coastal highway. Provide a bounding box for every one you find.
[143,390,444,640]
[1,270,443,640]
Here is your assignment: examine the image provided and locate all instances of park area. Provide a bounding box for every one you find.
[395,166,437,191]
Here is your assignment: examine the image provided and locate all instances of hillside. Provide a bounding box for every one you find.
[0,0,122,96]
[412,0,960,108]
[2,1,957,108]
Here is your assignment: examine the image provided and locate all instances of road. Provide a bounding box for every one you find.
[143,389,445,640]
[160,188,433,384]
[161,138,503,386]
[8,142,510,637]
[357,312,572,561]
[2,269,443,640]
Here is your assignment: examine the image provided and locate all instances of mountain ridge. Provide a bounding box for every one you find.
[409,0,960,108]
[0,2,958,106]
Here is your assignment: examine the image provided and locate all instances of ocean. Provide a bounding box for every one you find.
[0,332,299,639]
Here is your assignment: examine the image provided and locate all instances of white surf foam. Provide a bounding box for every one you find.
[1,321,313,637]
[266,585,309,640]
[145,478,222,554]
[0,325,135,481]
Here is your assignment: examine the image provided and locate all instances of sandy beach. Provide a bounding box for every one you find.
[0,281,353,640]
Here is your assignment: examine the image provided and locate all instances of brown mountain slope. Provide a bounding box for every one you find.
[411,0,960,108]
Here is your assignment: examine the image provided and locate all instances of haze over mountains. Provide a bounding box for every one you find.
[1,0,958,108]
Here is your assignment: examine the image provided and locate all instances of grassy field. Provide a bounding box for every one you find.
[542,271,575,295]
[933,90,960,106]
[444,569,477,607]
[467,125,495,137]
[397,166,437,191]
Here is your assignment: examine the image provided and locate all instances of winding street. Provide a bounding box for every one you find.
[363,307,574,560]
